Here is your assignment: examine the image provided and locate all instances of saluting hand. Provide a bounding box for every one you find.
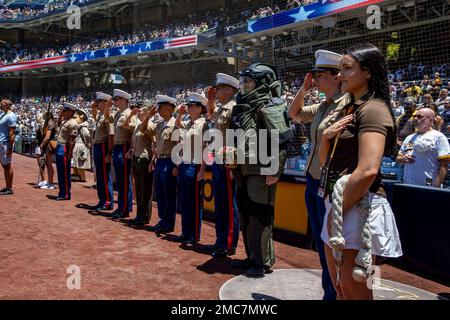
[148,105,158,118]
[104,100,113,117]
[299,72,314,95]
[91,100,98,110]
[207,86,216,105]
[178,105,187,116]
[207,86,216,102]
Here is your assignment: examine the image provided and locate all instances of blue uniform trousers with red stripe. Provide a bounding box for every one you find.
[56,144,72,199]
[212,163,239,251]
[93,143,114,209]
[113,144,133,214]
[154,158,177,230]
[305,173,336,300]
[178,163,203,241]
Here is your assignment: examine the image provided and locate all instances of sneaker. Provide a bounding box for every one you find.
[37,180,48,187]
[0,188,13,195]
[40,184,55,190]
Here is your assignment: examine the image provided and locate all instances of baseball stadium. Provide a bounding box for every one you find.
[0,0,449,305]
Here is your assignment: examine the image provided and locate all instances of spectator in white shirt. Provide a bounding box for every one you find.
[436,89,448,114]
[397,108,450,187]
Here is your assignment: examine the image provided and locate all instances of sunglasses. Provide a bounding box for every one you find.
[413,114,429,120]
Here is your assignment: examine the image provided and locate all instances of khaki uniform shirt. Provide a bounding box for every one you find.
[56,118,78,145]
[114,108,135,145]
[180,117,208,163]
[212,100,235,136]
[93,112,114,144]
[132,121,152,159]
[144,117,177,156]
[298,93,351,180]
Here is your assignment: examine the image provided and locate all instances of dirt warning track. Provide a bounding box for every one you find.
[0,154,448,300]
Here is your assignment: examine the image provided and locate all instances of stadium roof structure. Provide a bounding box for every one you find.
[0,0,144,28]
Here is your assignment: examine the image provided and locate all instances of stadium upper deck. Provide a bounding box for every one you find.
[0,0,448,98]
[0,0,133,26]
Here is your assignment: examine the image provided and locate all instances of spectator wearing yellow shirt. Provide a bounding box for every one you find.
[402,81,422,100]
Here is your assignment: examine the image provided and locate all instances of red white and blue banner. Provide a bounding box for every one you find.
[0,35,198,73]
[248,0,386,33]
[0,56,69,73]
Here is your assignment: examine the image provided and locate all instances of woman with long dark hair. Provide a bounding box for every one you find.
[318,44,403,299]
[38,111,57,190]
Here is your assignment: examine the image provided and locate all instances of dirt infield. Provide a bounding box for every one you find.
[0,154,448,300]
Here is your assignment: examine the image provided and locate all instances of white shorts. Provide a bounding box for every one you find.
[321,193,403,258]
[0,142,12,166]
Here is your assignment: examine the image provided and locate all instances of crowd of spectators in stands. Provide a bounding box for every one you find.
[0,0,317,23]
[0,0,324,64]
[0,0,94,21]
[249,0,319,19]
[0,20,212,64]
[12,67,449,139]
[8,65,450,187]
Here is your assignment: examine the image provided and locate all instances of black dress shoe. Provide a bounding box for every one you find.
[130,219,149,227]
[96,205,114,211]
[203,243,219,253]
[111,212,129,220]
[211,248,227,258]
[156,227,173,234]
[211,248,236,257]
[147,224,163,232]
[55,196,70,201]
[101,209,119,217]
[230,258,255,269]
[181,238,199,245]
[125,218,139,225]
[173,235,188,242]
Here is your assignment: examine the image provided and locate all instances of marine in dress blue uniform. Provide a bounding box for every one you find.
[289,50,345,299]
[55,103,78,201]
[111,89,135,220]
[206,73,240,257]
[141,95,178,233]
[92,92,115,210]
[174,93,208,245]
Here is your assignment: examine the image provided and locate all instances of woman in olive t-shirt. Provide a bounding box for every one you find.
[319,44,403,300]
